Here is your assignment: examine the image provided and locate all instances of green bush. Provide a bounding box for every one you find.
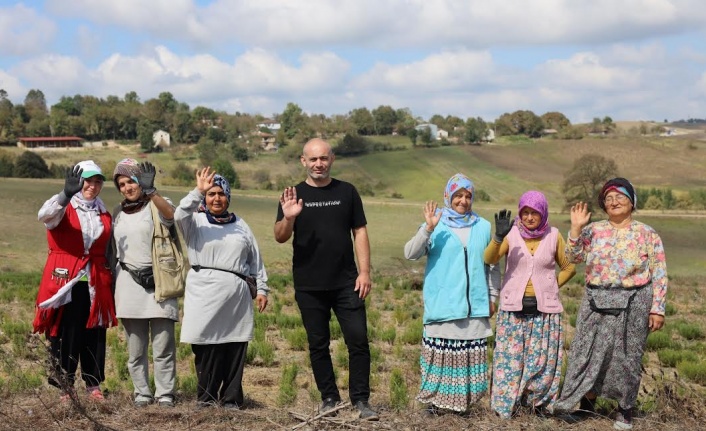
[389,368,409,410]
[646,331,676,351]
[677,361,706,385]
[379,326,397,344]
[657,348,698,367]
[277,363,299,406]
[399,319,423,345]
[283,327,308,351]
[674,321,705,340]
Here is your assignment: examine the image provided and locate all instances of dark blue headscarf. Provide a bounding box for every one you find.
[198,174,237,224]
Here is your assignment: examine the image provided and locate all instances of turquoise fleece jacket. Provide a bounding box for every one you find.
[422,219,491,324]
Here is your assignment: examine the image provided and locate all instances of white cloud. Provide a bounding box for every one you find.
[0,4,57,56]
[0,70,24,99]
[12,55,91,94]
[9,46,349,114]
[537,52,642,91]
[41,1,706,49]
[352,50,497,92]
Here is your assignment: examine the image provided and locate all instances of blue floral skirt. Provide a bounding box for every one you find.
[490,311,563,418]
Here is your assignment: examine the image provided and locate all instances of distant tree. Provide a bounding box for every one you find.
[662,188,675,209]
[24,89,48,119]
[137,120,155,152]
[349,107,375,135]
[562,154,618,211]
[429,114,445,128]
[0,89,14,140]
[590,117,603,133]
[206,126,227,143]
[395,108,417,136]
[494,110,543,138]
[212,158,239,189]
[541,111,571,130]
[230,144,249,161]
[13,151,50,178]
[407,128,418,146]
[371,105,397,135]
[0,151,14,176]
[26,117,51,136]
[445,115,464,129]
[158,92,178,113]
[196,138,218,166]
[280,102,305,139]
[464,117,487,143]
[419,126,433,146]
[335,133,371,156]
[124,91,140,104]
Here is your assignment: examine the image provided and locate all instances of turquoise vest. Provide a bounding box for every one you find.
[422,219,491,324]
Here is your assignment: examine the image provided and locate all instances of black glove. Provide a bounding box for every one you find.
[494,209,513,242]
[58,166,83,205]
[137,162,157,196]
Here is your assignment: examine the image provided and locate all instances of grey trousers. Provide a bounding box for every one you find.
[122,318,177,399]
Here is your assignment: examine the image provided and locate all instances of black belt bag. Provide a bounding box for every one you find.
[518,296,539,317]
[586,283,647,316]
[191,265,257,299]
[119,261,155,292]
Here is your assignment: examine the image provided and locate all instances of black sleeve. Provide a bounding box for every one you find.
[350,185,367,228]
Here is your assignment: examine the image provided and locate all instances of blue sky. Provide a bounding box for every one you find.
[1,0,705,123]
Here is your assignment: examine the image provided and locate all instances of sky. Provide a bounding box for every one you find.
[1,0,705,124]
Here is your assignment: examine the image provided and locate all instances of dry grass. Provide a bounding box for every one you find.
[2,274,706,430]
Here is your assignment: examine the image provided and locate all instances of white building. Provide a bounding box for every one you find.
[256,119,281,131]
[153,130,170,149]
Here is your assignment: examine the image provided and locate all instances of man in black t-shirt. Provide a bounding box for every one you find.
[275,138,378,420]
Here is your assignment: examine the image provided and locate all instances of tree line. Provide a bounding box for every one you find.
[1,88,637,150]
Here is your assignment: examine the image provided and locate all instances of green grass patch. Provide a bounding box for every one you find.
[674,321,705,340]
[389,368,409,411]
[399,319,423,345]
[646,331,677,351]
[378,326,397,344]
[277,363,299,406]
[677,361,706,385]
[283,327,308,351]
[657,348,699,367]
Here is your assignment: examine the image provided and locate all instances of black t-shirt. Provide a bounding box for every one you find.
[276,179,367,290]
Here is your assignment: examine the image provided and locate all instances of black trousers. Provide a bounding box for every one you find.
[192,342,248,405]
[295,287,371,403]
[48,281,107,389]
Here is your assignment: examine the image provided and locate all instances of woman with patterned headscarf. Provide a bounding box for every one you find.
[175,167,270,409]
[554,178,668,430]
[111,158,179,408]
[484,191,576,418]
[404,173,500,414]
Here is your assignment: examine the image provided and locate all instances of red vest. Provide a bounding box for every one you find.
[33,204,117,336]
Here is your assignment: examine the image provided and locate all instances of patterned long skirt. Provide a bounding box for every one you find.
[416,337,488,412]
[555,285,652,412]
[490,311,563,418]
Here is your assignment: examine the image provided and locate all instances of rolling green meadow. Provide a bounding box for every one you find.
[1,134,705,430]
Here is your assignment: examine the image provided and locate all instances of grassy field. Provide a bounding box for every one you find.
[1,138,706,430]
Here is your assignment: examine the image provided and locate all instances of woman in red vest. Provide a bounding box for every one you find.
[34,160,117,401]
[484,191,576,418]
